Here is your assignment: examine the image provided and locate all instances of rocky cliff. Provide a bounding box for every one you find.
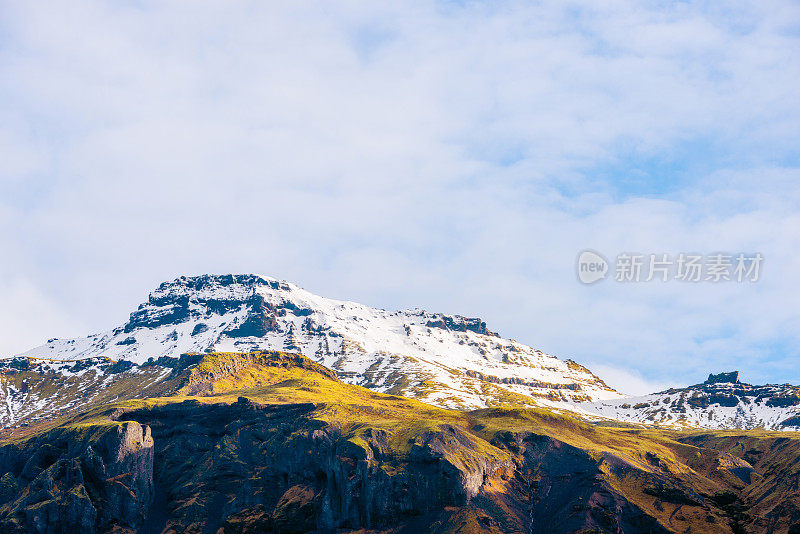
[0,420,153,533]
[1,351,799,533]
[18,274,621,411]
[581,373,800,430]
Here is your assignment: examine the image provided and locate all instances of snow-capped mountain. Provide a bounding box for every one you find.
[18,274,621,409]
[0,356,182,428]
[581,371,800,430]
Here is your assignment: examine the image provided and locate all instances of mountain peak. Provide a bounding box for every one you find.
[19,274,622,410]
[583,370,800,430]
[705,371,740,385]
[148,273,295,302]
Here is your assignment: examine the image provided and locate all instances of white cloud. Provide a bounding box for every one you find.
[0,277,83,356]
[0,1,798,391]
[583,363,679,397]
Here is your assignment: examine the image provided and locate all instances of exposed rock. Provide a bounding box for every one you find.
[425,315,498,337]
[4,357,800,533]
[585,372,800,430]
[190,323,208,336]
[271,485,318,533]
[125,296,191,332]
[5,351,800,533]
[18,274,621,415]
[21,458,97,534]
[706,371,740,385]
[0,422,153,533]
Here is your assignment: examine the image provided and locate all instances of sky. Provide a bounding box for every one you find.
[1,1,799,395]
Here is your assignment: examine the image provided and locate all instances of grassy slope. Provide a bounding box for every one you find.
[3,351,799,533]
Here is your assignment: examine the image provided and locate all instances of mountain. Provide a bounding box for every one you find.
[17,274,621,411]
[3,350,800,533]
[582,371,800,430]
[0,354,201,428]
[7,274,800,433]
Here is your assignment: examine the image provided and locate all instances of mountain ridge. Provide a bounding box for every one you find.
[3,350,800,533]
[582,370,800,430]
[17,273,622,411]
[9,273,800,431]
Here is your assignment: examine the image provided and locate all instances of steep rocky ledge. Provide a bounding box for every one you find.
[0,421,153,532]
[19,273,622,410]
[583,372,800,430]
[1,351,800,533]
[0,399,511,533]
[117,398,511,533]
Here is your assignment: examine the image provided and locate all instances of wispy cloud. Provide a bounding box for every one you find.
[1,1,798,391]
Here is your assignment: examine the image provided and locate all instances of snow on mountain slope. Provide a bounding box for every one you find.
[580,371,800,430]
[18,274,622,409]
[0,356,181,428]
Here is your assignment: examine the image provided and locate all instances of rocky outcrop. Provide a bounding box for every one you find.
[706,371,740,385]
[0,355,202,430]
[585,374,800,430]
[178,351,338,395]
[223,295,281,337]
[20,275,622,412]
[0,421,153,533]
[487,430,671,533]
[111,398,510,533]
[4,389,800,532]
[466,369,584,391]
[425,315,498,337]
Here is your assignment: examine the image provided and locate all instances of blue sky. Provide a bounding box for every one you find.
[1,1,799,394]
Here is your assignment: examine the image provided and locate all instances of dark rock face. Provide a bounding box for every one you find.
[2,399,526,533]
[466,370,583,391]
[781,415,800,427]
[125,298,191,333]
[687,393,740,408]
[160,274,290,293]
[487,431,670,534]
[425,315,498,336]
[125,276,315,340]
[4,396,800,533]
[706,371,740,385]
[679,433,800,534]
[21,458,97,533]
[123,275,290,335]
[0,422,153,533]
[767,395,800,408]
[221,294,318,339]
[110,399,508,533]
[190,323,208,336]
[223,295,281,338]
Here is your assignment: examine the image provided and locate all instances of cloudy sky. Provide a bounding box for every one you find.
[1,1,799,394]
